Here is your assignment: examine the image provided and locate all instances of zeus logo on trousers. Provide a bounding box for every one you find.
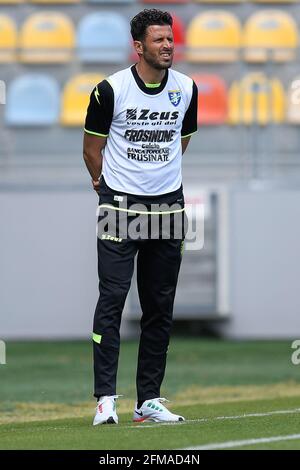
[126,109,179,121]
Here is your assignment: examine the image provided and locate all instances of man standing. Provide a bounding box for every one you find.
[83,9,198,425]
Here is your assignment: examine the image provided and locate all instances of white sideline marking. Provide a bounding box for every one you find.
[182,433,300,450]
[129,407,300,428]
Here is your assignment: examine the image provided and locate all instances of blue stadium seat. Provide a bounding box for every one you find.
[6,75,59,126]
[77,12,130,63]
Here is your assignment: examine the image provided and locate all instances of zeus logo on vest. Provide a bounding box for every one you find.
[126,109,179,122]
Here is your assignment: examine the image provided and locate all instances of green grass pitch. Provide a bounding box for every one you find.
[0,339,300,450]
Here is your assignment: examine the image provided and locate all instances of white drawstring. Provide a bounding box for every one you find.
[153,397,170,404]
[96,394,123,408]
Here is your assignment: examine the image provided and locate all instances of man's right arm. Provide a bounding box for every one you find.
[83,80,114,192]
[83,133,107,192]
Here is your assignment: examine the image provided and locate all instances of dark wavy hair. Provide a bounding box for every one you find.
[130,9,173,42]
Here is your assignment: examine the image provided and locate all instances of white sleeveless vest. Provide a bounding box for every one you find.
[102,66,194,196]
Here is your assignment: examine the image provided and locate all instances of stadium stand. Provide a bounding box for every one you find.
[243,10,298,62]
[1,1,299,175]
[0,15,17,63]
[140,0,189,3]
[60,73,105,126]
[186,11,242,62]
[0,0,23,3]
[77,12,130,63]
[170,13,185,61]
[228,73,285,125]
[29,0,79,4]
[287,77,300,124]
[192,74,228,125]
[5,74,60,126]
[86,0,136,3]
[253,0,298,3]
[19,12,75,63]
[195,0,242,2]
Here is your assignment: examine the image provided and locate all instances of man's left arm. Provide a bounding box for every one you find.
[181,80,198,155]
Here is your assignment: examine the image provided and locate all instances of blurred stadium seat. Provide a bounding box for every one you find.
[287,78,300,124]
[186,11,242,62]
[0,0,22,3]
[195,0,241,2]
[29,0,79,3]
[243,10,298,62]
[253,0,297,3]
[60,73,105,126]
[140,0,189,3]
[172,13,185,62]
[87,0,136,3]
[19,12,75,63]
[228,73,285,125]
[5,74,60,126]
[0,15,17,63]
[192,74,228,125]
[77,12,129,63]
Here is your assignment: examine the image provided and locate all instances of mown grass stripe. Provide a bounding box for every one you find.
[130,407,300,428]
[182,433,300,450]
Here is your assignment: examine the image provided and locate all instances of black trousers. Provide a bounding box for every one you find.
[93,177,186,402]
